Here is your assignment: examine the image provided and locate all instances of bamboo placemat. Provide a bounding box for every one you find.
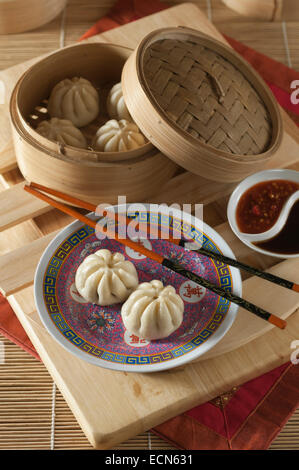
[0,333,174,450]
[1,0,299,69]
[0,0,298,450]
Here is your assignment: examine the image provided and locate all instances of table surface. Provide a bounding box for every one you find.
[0,0,298,451]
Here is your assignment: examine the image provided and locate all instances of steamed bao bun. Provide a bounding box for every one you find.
[75,249,139,306]
[36,117,87,148]
[106,82,131,121]
[121,280,184,340]
[48,77,100,128]
[92,119,146,152]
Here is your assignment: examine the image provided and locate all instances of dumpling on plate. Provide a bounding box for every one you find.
[121,280,184,340]
[92,119,146,152]
[106,82,131,121]
[48,77,100,127]
[75,249,139,306]
[36,117,87,148]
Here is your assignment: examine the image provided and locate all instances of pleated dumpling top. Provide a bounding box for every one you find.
[36,118,87,148]
[92,119,146,152]
[121,280,184,340]
[48,77,100,128]
[75,249,139,306]
[107,82,131,121]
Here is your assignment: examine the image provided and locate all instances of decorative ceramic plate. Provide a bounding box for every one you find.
[34,205,242,372]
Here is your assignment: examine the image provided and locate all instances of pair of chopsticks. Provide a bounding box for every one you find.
[24,182,291,330]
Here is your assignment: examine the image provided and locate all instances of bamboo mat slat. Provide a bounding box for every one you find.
[0,18,62,70]
[218,21,291,66]
[0,0,298,451]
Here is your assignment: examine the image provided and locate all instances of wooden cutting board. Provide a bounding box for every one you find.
[1,3,299,449]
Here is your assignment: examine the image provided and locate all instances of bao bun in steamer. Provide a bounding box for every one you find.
[107,82,131,121]
[36,118,87,149]
[47,77,100,128]
[10,42,177,205]
[92,119,147,152]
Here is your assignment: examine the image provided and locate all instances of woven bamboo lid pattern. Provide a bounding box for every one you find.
[142,38,271,156]
[122,28,283,182]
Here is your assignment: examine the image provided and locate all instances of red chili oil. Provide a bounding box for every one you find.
[255,199,299,255]
[236,179,299,234]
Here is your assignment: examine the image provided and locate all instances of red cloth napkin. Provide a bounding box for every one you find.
[1,0,299,450]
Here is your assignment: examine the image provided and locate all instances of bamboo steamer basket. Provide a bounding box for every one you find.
[9,42,178,205]
[122,27,283,183]
[0,0,67,35]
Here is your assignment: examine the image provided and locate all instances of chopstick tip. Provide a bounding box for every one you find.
[268,315,287,330]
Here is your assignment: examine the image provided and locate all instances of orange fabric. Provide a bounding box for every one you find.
[79,0,168,40]
[154,364,299,450]
[0,294,40,360]
[224,35,297,94]
[232,364,299,449]
[154,414,230,450]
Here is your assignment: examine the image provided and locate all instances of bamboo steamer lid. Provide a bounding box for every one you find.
[122,27,283,182]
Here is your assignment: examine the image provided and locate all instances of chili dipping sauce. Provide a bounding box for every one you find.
[236,179,299,234]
